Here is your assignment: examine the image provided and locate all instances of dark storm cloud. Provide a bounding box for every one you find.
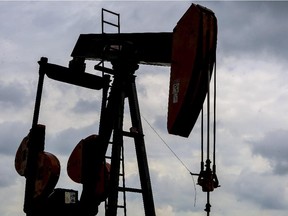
[0,1,95,67]
[45,123,99,156]
[251,129,288,176]
[0,81,32,109]
[0,121,30,156]
[235,170,287,210]
[203,1,288,59]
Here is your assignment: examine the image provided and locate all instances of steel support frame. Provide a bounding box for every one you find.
[104,68,156,216]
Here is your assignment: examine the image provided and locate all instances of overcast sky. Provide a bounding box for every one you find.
[1,1,288,216]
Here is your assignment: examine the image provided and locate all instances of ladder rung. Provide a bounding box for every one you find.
[103,20,119,28]
[117,205,125,209]
[102,8,120,17]
[118,187,142,193]
[122,131,134,137]
[95,65,115,75]
[122,130,143,138]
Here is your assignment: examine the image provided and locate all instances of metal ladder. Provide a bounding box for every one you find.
[102,8,120,34]
[101,9,127,216]
[102,72,156,216]
[99,9,156,216]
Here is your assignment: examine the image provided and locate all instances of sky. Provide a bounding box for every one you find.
[1,1,288,216]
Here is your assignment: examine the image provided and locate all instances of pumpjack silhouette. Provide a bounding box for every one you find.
[15,4,219,216]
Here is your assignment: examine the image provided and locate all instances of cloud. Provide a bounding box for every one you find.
[235,170,288,210]
[251,129,288,176]
[2,1,288,216]
[45,123,100,156]
[213,1,288,59]
[0,155,20,188]
[0,121,30,156]
[0,80,32,110]
[71,98,102,114]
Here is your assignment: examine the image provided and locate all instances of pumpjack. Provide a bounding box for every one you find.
[15,4,219,216]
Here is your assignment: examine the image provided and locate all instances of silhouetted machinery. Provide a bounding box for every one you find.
[15,4,219,216]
